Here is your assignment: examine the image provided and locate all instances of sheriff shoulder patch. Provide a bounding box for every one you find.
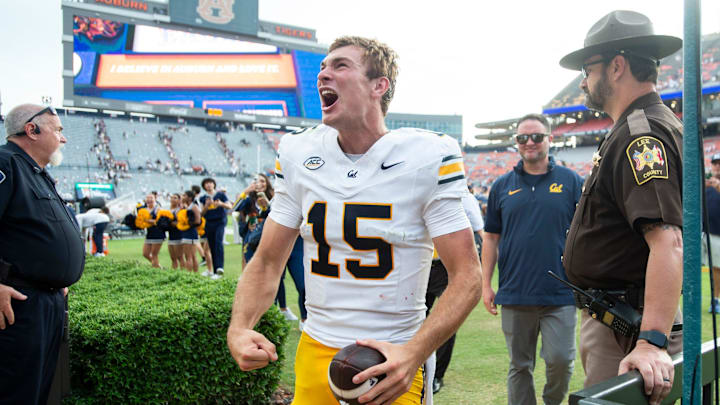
[625,136,668,185]
[0,169,5,185]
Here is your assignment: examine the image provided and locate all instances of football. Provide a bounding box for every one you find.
[328,343,387,405]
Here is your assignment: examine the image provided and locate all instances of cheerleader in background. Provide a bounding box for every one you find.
[136,193,165,268]
[191,185,208,265]
[235,174,306,324]
[178,190,202,272]
[197,214,210,275]
[200,177,231,279]
[167,193,185,269]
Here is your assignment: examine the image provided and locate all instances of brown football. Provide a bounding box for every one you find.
[328,343,386,405]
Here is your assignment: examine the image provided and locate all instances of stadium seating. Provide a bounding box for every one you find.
[104,118,170,170]
[58,114,103,167]
[0,112,282,199]
[229,128,277,174]
[172,126,228,174]
[568,118,612,135]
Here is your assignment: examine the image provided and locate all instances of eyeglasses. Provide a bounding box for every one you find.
[515,133,548,144]
[581,50,660,79]
[581,59,608,79]
[14,106,58,136]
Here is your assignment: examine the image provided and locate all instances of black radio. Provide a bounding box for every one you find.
[548,271,642,338]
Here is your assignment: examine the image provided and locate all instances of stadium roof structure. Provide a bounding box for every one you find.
[543,32,720,115]
[473,117,520,141]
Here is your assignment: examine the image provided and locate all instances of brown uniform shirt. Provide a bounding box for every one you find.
[563,92,683,289]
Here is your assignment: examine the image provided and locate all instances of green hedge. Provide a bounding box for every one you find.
[65,257,289,404]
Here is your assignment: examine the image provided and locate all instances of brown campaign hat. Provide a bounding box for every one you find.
[559,10,682,70]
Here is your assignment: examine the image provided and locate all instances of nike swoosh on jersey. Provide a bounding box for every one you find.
[508,189,522,195]
[381,161,404,170]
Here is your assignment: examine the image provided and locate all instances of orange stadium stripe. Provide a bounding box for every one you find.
[95,54,297,89]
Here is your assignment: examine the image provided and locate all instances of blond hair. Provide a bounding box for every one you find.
[329,36,398,115]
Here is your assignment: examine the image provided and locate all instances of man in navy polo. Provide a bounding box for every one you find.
[704,153,720,312]
[480,113,583,405]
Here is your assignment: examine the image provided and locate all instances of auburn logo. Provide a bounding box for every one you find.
[196,0,235,24]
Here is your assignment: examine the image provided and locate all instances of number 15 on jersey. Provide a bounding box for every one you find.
[307,202,394,280]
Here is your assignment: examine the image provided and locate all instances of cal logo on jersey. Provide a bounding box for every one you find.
[626,136,668,185]
[0,169,4,185]
[438,154,464,185]
[304,156,325,170]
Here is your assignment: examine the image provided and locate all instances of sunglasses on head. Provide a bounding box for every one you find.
[515,133,547,144]
[14,106,58,136]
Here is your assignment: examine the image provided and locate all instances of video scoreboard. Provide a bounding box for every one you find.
[62,0,327,127]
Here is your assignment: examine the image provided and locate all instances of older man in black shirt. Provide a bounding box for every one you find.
[0,104,84,404]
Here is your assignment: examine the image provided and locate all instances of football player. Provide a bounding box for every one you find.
[227,36,482,405]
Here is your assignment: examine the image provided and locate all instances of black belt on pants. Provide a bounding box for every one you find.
[4,274,61,293]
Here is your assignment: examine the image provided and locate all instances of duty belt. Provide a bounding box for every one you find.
[573,287,644,310]
[5,274,61,293]
[0,260,61,293]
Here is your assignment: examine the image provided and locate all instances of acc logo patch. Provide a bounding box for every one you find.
[0,169,4,185]
[626,136,668,185]
[304,156,325,170]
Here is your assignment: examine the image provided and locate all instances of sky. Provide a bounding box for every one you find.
[1,0,719,144]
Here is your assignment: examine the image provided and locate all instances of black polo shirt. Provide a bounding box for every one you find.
[0,141,85,288]
[563,92,683,289]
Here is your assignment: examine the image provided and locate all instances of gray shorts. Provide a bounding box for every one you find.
[702,233,720,268]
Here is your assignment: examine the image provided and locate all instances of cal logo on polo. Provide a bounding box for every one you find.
[0,169,4,185]
[626,136,668,185]
[549,183,563,193]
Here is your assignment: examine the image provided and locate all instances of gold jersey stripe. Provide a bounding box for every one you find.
[438,161,464,176]
[275,159,282,172]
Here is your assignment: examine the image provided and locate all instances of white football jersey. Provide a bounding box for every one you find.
[269,125,469,348]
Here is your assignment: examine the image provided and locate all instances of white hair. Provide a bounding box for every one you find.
[5,104,46,139]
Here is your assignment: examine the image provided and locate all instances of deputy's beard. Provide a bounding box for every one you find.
[584,71,613,112]
[49,146,64,166]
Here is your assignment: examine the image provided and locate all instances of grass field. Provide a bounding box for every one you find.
[103,234,718,404]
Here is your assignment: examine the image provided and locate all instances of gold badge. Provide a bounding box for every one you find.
[625,136,668,185]
[592,151,602,167]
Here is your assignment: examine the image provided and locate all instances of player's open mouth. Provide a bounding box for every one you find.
[320,89,339,110]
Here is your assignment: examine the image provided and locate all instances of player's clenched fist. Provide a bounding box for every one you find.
[227,328,278,371]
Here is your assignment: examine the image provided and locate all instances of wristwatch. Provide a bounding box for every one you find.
[637,330,669,350]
